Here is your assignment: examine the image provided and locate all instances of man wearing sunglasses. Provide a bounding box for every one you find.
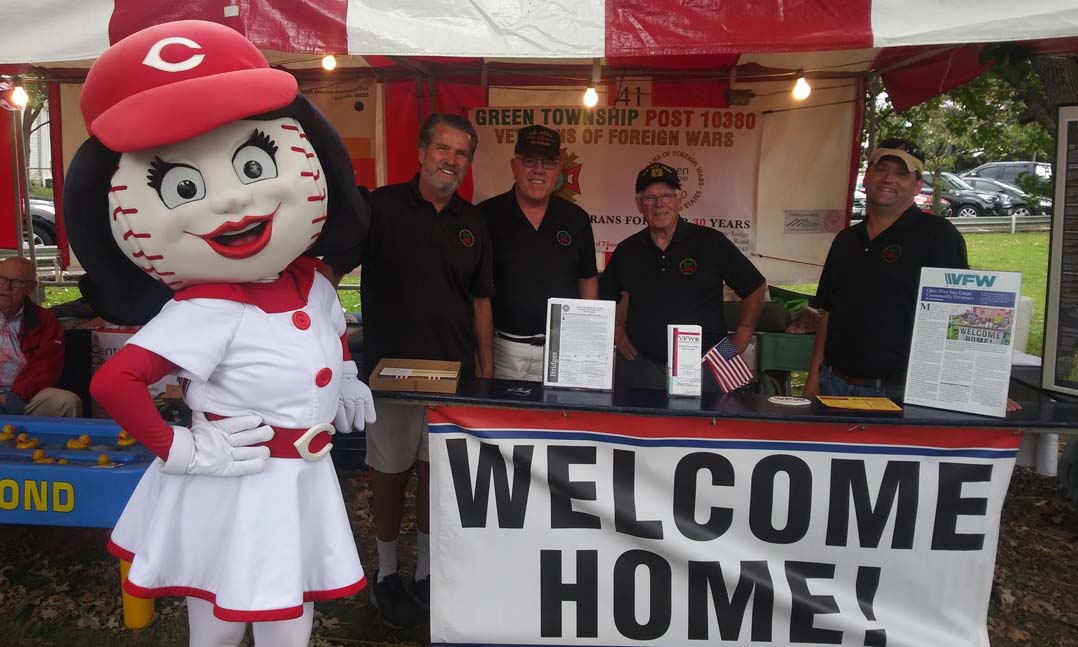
[479,125,598,381]
[0,257,81,416]
[600,162,766,391]
[805,138,968,400]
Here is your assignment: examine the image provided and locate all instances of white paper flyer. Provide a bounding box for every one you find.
[904,268,1022,418]
[544,298,616,390]
[667,324,702,397]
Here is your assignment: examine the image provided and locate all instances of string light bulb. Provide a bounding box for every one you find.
[583,85,599,108]
[11,78,28,108]
[792,70,811,101]
[321,55,337,71]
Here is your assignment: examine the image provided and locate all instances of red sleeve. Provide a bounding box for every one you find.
[89,344,178,461]
[12,306,65,401]
[340,333,352,361]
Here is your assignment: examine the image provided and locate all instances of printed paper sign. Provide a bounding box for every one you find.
[905,268,1022,418]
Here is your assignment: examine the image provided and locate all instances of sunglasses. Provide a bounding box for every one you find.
[878,138,925,163]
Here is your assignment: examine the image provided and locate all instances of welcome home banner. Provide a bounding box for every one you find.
[469,107,761,254]
[429,406,1019,647]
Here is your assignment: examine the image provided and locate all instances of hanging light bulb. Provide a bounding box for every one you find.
[321,55,337,71]
[583,85,599,108]
[792,70,811,101]
[11,78,28,108]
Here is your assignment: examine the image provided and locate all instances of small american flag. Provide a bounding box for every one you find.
[702,336,753,392]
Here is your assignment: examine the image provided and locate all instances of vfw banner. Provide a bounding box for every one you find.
[469,107,761,254]
[429,406,1020,647]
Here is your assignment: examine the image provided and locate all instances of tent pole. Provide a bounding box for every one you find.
[14,107,42,302]
[9,110,24,257]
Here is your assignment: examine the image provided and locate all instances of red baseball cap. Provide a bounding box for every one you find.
[81,20,298,152]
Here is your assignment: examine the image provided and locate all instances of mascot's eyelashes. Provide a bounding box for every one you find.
[146,157,207,209]
[232,129,279,185]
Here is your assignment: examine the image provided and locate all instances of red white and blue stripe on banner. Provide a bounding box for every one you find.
[428,406,1021,459]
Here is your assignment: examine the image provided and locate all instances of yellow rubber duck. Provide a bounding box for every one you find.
[117,430,137,448]
[0,423,16,441]
[97,453,114,467]
[66,434,93,450]
[15,433,40,450]
[58,458,69,465]
[32,449,55,464]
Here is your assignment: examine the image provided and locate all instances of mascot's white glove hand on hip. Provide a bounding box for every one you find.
[160,412,274,477]
[335,360,377,433]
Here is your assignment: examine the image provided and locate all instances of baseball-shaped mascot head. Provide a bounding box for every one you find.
[65,20,367,324]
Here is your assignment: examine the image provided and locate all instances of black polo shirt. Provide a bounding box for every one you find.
[479,188,598,336]
[359,176,494,378]
[599,218,765,362]
[816,205,968,378]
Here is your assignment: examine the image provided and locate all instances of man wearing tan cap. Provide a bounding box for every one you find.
[805,138,968,399]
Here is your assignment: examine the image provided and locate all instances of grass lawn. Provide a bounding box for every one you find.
[777,231,1049,356]
[44,275,364,316]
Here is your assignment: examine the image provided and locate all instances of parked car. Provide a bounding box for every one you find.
[913,192,952,217]
[962,161,1052,191]
[921,172,1002,218]
[962,177,1050,216]
[852,187,866,218]
[26,198,57,246]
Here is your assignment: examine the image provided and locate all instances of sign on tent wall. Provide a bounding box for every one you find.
[300,78,378,189]
[470,106,761,256]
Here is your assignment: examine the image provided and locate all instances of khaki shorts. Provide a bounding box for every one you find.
[493,334,545,382]
[364,400,429,473]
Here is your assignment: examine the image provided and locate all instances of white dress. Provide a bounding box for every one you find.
[107,271,365,622]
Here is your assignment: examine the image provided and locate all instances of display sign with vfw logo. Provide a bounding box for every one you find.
[905,267,1022,418]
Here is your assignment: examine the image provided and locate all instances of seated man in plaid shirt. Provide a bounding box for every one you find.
[0,257,81,416]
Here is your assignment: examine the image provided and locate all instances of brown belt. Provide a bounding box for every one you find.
[830,367,906,387]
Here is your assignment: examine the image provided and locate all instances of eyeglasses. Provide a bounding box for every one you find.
[0,276,30,289]
[516,156,560,170]
[640,192,679,205]
[878,137,925,163]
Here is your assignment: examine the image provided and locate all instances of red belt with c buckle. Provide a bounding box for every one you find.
[205,413,334,460]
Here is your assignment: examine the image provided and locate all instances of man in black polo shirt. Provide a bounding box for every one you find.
[344,113,494,627]
[479,125,598,381]
[805,138,967,400]
[600,162,766,391]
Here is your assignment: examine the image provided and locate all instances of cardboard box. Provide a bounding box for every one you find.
[368,358,461,394]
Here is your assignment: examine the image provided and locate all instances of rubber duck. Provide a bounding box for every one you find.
[97,453,114,467]
[117,430,137,447]
[32,449,55,464]
[65,434,93,450]
[58,459,69,465]
[15,433,40,450]
[0,423,15,441]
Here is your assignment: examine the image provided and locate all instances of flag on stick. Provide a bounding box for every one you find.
[702,336,753,392]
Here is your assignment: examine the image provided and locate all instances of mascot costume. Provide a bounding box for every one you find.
[64,20,375,646]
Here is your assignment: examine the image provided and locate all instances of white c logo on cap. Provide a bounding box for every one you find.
[142,37,205,73]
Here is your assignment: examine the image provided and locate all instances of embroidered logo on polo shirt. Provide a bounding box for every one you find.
[881,244,902,263]
[556,230,572,246]
[679,258,698,275]
[458,228,476,248]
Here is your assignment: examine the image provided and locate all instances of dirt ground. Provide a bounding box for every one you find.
[0,464,1075,646]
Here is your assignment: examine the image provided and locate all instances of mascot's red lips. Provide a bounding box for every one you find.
[193,206,278,259]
